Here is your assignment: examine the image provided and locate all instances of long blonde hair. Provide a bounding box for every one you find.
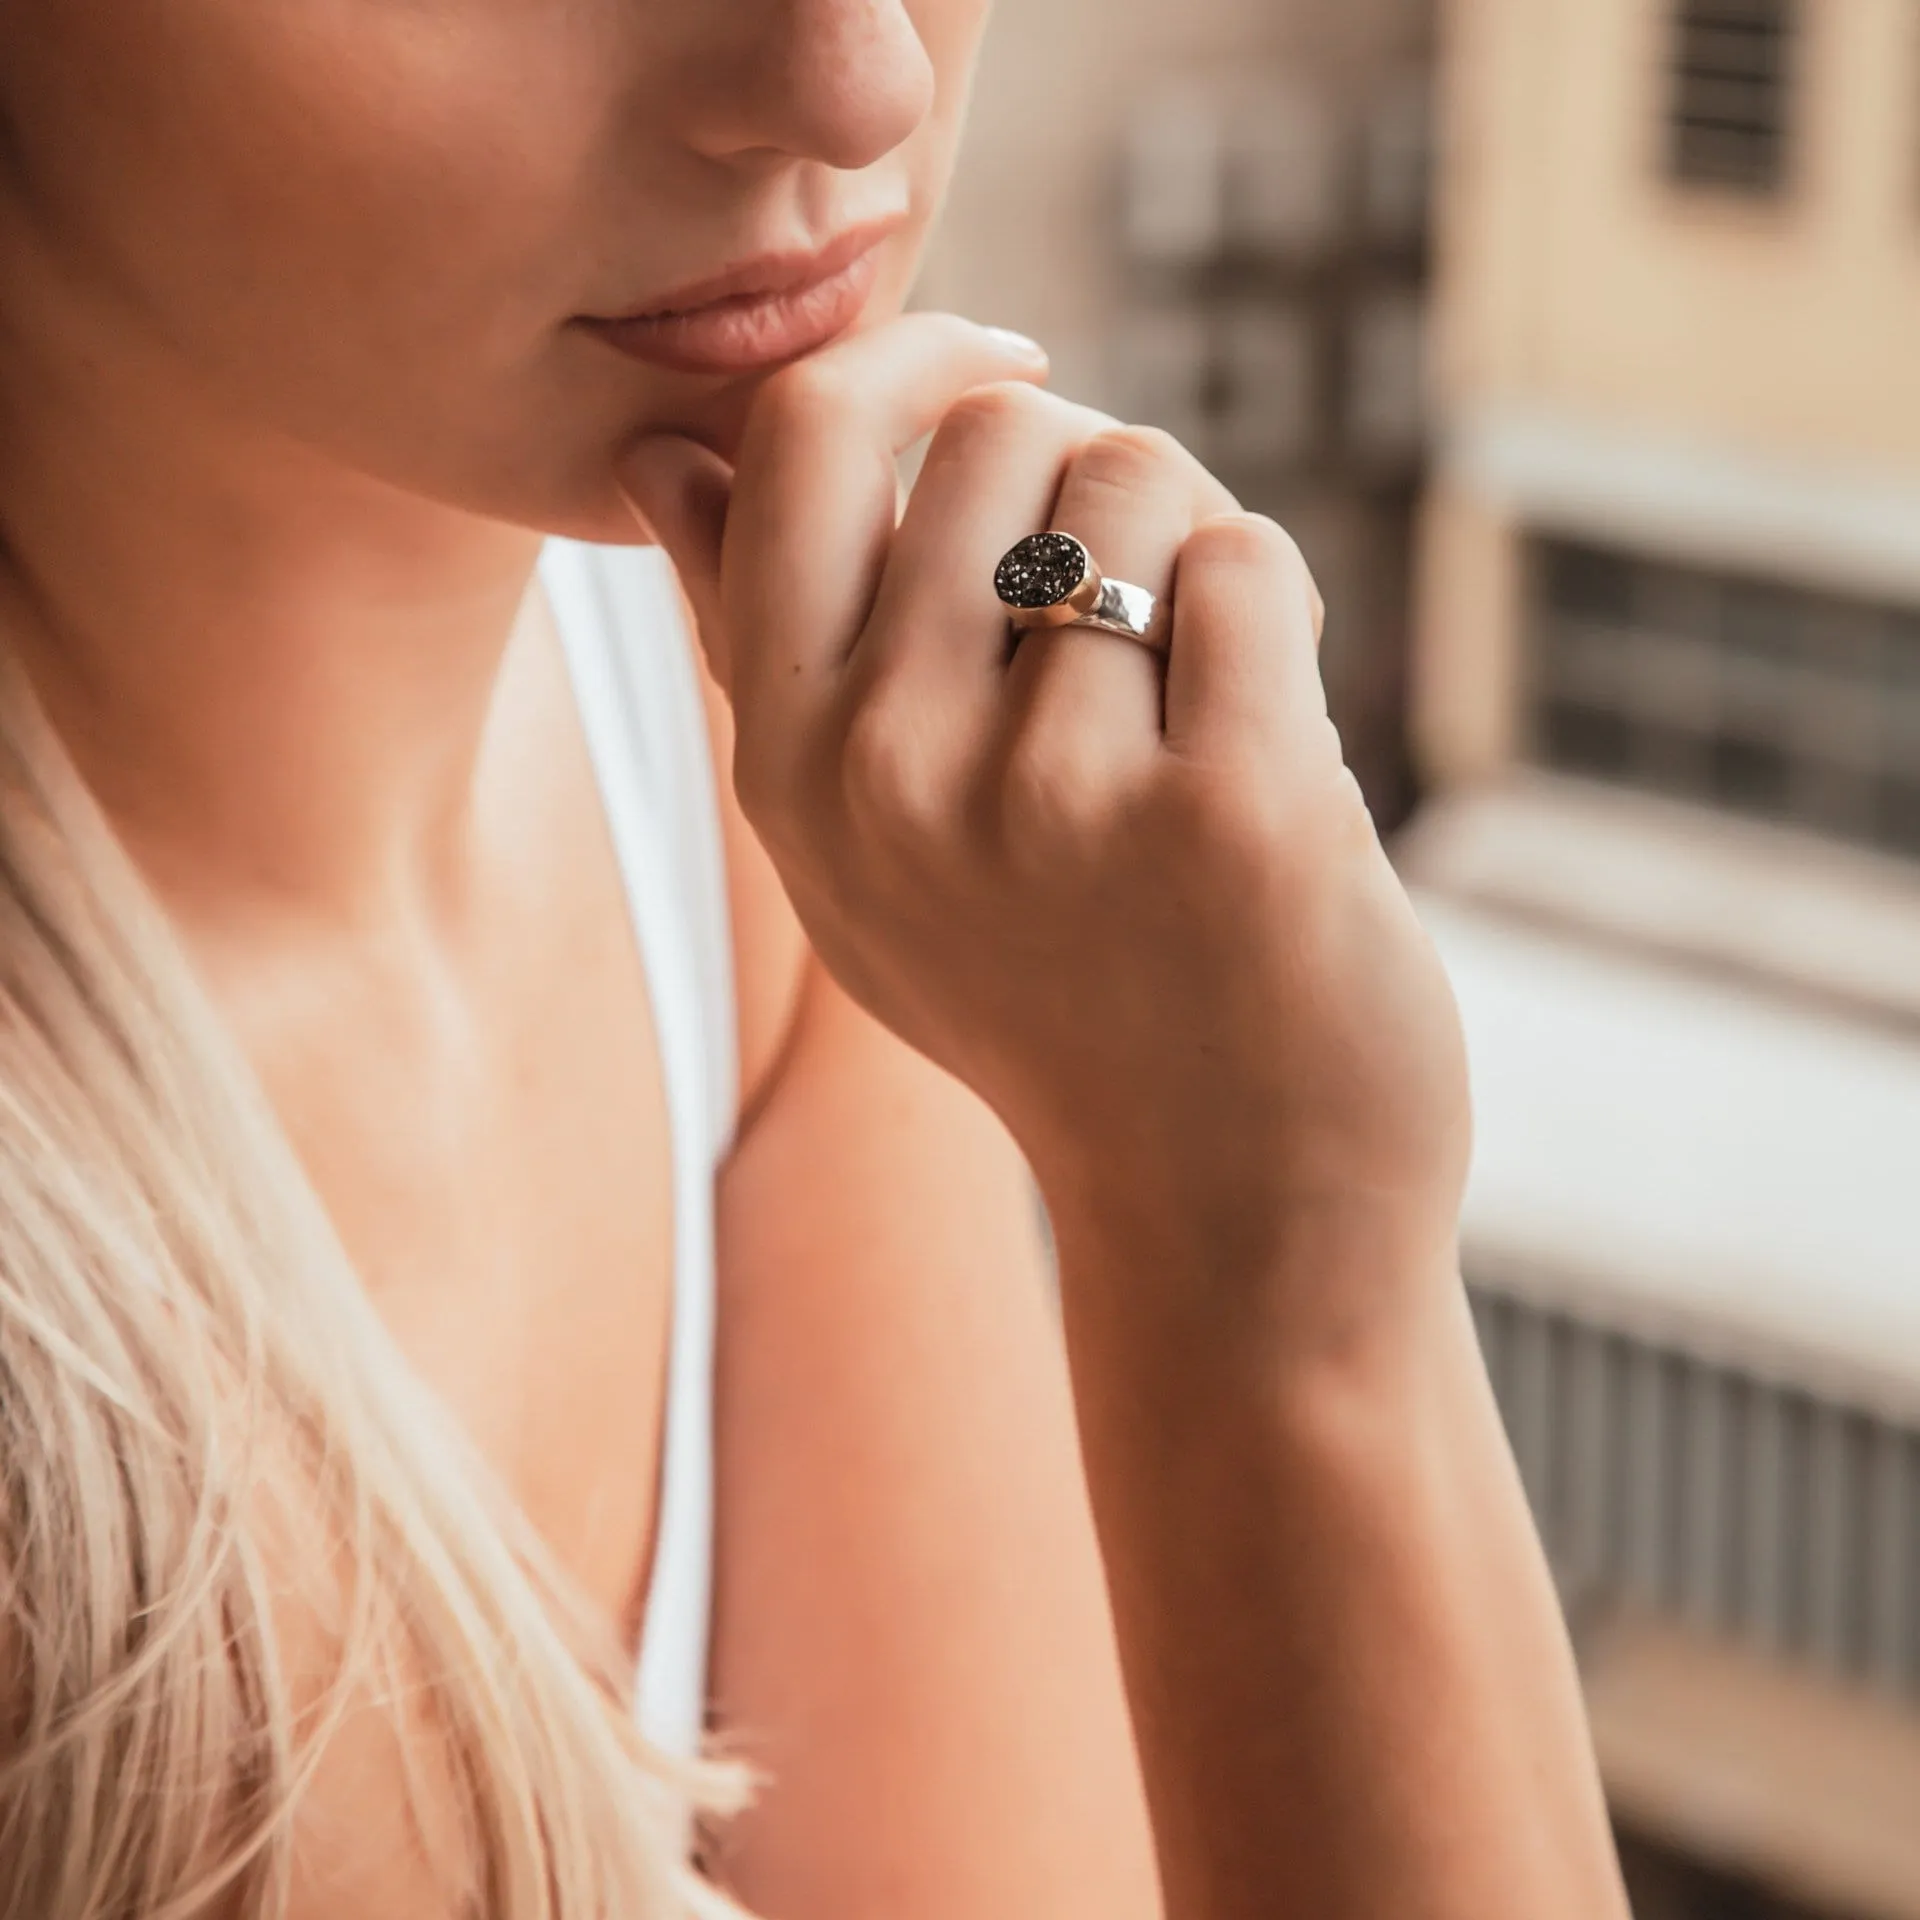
[0,636,749,1916]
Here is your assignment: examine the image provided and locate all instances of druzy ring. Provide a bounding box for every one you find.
[993,532,1171,656]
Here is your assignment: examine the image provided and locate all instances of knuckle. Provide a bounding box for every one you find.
[758,352,851,431]
[838,693,942,843]
[1072,423,1188,497]
[921,388,1119,500]
[1157,764,1251,856]
[995,724,1107,855]
[1184,510,1303,575]
[1183,513,1325,630]
[933,376,1044,437]
[1156,733,1370,892]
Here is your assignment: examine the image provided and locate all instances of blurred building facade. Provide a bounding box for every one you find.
[1417,0,1920,825]
[1407,4,1920,1917]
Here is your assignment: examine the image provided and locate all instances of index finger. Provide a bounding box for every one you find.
[721,312,1050,769]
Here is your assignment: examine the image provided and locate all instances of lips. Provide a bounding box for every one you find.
[579,217,904,377]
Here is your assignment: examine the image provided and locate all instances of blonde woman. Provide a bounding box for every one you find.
[0,2,1628,1917]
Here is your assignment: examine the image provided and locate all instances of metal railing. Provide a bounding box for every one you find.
[1471,1275,1920,1705]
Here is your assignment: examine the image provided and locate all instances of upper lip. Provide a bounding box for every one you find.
[593,214,908,323]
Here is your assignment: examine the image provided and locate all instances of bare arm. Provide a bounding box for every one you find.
[1056,1205,1625,1920]
[626,309,1630,1918]
[708,958,1161,1920]
[697,667,1161,1919]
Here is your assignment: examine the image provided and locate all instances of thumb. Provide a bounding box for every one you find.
[618,433,736,692]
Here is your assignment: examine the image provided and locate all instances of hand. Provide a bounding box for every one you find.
[621,313,1470,1344]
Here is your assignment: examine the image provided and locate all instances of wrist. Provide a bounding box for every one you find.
[1045,1174,1464,1412]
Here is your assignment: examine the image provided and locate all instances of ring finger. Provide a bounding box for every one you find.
[1001,425,1240,780]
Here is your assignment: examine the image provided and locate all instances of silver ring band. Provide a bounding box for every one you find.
[1072,575,1169,651]
[993,532,1170,656]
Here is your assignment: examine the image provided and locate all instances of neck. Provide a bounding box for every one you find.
[0,317,546,932]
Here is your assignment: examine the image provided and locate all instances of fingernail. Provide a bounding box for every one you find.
[983,325,1048,365]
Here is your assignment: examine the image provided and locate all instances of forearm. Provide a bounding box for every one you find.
[1052,1204,1630,1920]
[636,300,1609,1915]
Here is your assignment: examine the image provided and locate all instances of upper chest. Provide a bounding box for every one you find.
[191,603,680,1641]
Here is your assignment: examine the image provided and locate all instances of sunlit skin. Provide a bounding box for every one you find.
[0,2,1630,1918]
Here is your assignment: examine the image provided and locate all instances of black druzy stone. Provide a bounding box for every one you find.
[994,532,1089,610]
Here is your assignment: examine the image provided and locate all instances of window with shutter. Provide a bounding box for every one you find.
[1667,0,1799,194]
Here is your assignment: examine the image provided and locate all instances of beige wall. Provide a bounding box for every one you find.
[1417,0,1920,783]
[1434,0,1920,465]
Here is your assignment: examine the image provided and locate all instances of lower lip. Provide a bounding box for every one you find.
[581,245,885,376]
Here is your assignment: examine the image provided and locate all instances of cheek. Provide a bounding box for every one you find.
[0,0,996,529]
[4,1,610,388]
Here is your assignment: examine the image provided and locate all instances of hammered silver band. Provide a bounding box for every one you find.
[993,532,1171,657]
[1073,575,1168,650]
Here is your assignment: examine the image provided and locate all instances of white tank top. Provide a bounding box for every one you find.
[537,536,735,1764]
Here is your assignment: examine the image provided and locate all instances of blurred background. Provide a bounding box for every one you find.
[920,1,1920,1915]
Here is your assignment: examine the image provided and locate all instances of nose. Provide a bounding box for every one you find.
[673,0,936,173]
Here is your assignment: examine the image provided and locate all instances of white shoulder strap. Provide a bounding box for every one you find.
[538,537,735,1761]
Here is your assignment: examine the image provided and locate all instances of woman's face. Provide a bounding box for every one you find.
[0,0,987,538]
